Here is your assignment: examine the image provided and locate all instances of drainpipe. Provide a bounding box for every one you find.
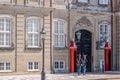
[15,14,17,72]
[67,0,70,73]
[110,0,114,71]
[50,0,53,73]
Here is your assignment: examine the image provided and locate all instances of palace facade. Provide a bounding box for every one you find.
[0,0,119,74]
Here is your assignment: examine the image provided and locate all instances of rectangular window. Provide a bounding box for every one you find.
[0,0,15,4]
[26,18,40,48]
[0,18,12,47]
[77,0,88,3]
[99,0,108,5]
[99,23,111,49]
[54,20,66,48]
[54,61,65,70]
[0,62,11,72]
[54,0,65,3]
[28,62,39,71]
[26,0,43,6]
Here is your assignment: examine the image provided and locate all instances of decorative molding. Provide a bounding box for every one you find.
[76,16,93,27]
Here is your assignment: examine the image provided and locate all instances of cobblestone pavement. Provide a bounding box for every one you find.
[0,73,120,80]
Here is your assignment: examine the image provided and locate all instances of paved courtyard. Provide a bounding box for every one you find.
[0,72,120,80]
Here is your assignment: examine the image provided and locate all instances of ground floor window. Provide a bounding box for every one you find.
[28,62,39,71]
[0,62,11,72]
[54,60,65,70]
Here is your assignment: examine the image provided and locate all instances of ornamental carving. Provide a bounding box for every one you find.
[76,16,93,27]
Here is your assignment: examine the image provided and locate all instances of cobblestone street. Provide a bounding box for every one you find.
[0,73,120,80]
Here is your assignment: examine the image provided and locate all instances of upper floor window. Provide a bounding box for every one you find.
[99,22,111,49]
[0,16,12,47]
[99,0,108,5]
[54,19,67,48]
[26,17,40,48]
[77,0,88,3]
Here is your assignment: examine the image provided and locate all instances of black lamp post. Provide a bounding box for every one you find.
[40,28,46,80]
[76,31,81,40]
[76,31,81,54]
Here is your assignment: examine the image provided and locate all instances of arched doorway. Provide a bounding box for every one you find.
[75,29,92,72]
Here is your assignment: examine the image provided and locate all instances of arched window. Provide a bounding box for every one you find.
[99,22,111,48]
[0,16,12,47]
[26,17,40,48]
[54,19,66,48]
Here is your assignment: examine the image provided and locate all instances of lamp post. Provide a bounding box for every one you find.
[76,31,81,54]
[40,28,46,80]
[76,31,81,40]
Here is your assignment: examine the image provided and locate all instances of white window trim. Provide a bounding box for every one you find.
[53,0,65,3]
[27,62,39,71]
[26,0,43,7]
[0,15,12,47]
[0,62,11,72]
[54,60,65,71]
[53,19,67,48]
[77,0,88,3]
[0,0,15,5]
[98,22,111,49]
[26,17,40,48]
[99,0,109,5]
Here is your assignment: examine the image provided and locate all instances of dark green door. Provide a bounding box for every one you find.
[75,29,92,72]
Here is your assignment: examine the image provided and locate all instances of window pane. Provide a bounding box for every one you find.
[55,62,59,69]
[60,62,64,69]
[28,62,33,69]
[34,34,39,46]
[0,63,4,70]
[78,0,88,3]
[34,62,38,69]
[6,63,10,70]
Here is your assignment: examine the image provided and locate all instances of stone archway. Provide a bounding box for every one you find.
[75,29,92,72]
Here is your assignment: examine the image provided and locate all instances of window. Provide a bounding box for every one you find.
[54,19,66,48]
[0,0,15,4]
[54,0,65,3]
[99,23,111,48]
[0,62,11,72]
[28,62,39,71]
[99,0,108,5]
[26,0,43,6]
[26,17,40,48]
[54,61,65,70]
[0,17,12,47]
[77,0,88,3]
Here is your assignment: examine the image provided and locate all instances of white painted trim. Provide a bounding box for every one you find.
[27,62,39,71]
[54,60,65,71]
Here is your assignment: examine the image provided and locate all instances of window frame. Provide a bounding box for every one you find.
[26,17,41,48]
[98,0,109,5]
[0,15,12,48]
[53,19,67,48]
[0,62,11,72]
[54,60,65,71]
[28,62,39,71]
[53,0,65,3]
[26,0,43,7]
[98,22,111,49]
[77,0,89,3]
[0,0,15,5]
